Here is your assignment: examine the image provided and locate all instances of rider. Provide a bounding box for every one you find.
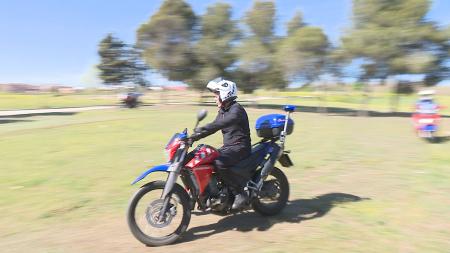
[190,77,252,209]
[415,90,439,114]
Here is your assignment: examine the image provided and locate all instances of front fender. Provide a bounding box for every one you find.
[131,164,170,185]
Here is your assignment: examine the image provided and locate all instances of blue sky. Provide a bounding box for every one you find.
[0,0,448,87]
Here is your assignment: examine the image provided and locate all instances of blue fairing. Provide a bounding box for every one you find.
[131,164,170,185]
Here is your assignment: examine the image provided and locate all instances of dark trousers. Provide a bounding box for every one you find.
[214,144,251,192]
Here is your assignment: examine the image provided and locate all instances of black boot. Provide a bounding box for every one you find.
[232,189,249,210]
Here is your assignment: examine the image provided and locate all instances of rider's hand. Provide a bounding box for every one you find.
[190,132,201,141]
[193,127,203,134]
[188,132,202,146]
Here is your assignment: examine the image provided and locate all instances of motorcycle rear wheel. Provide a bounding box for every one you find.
[252,167,289,216]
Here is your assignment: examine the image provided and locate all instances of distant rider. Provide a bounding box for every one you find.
[415,90,439,114]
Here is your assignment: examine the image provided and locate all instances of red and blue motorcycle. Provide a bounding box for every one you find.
[127,105,296,246]
[412,113,441,141]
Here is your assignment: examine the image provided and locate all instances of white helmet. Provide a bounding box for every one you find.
[418,90,435,101]
[206,77,238,102]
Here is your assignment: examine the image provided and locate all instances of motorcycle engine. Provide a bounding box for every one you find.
[204,185,231,213]
[202,174,232,213]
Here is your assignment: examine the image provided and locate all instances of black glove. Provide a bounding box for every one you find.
[190,132,202,142]
[193,127,203,134]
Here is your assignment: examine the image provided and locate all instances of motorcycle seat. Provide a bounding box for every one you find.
[229,143,267,178]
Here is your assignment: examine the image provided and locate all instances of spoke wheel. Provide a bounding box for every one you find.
[127,181,191,246]
[252,167,289,216]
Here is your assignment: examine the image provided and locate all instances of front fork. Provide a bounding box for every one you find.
[253,145,281,191]
[158,145,188,221]
[158,171,179,221]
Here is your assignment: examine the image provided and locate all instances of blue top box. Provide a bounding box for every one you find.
[255,114,294,138]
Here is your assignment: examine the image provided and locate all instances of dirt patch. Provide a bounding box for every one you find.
[1,192,367,253]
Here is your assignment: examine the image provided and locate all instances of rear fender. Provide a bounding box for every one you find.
[278,153,293,167]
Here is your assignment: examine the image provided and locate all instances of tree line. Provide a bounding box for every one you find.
[98,0,449,93]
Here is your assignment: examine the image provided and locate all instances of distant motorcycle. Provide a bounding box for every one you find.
[412,112,441,142]
[120,92,142,108]
[127,105,296,246]
[412,90,446,142]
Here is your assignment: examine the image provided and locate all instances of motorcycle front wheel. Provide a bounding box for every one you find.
[127,180,191,246]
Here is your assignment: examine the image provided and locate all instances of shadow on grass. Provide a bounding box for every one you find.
[0,112,77,119]
[426,135,450,144]
[0,119,34,124]
[184,102,450,118]
[181,193,368,243]
[253,104,450,118]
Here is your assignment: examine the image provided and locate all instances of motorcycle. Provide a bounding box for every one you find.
[127,105,296,246]
[412,104,446,142]
[120,92,142,108]
[412,113,440,141]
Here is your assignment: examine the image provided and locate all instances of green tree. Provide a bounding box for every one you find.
[342,0,448,84]
[326,47,349,86]
[422,24,450,86]
[136,0,196,82]
[97,34,130,85]
[277,25,329,85]
[97,34,150,86]
[127,46,151,87]
[342,0,449,112]
[278,15,330,113]
[286,11,305,35]
[235,1,287,93]
[190,3,239,90]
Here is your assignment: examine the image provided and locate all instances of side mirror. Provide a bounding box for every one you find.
[197,109,208,122]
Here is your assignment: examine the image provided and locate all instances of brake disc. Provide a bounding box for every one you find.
[146,199,175,228]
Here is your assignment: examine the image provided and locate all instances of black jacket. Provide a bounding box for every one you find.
[194,101,251,148]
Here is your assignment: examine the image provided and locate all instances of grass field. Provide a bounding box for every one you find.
[253,90,450,116]
[2,90,449,116]
[0,93,118,110]
[1,106,449,252]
